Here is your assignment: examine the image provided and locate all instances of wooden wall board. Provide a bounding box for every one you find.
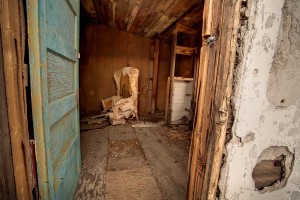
[156,42,171,112]
[80,23,173,115]
[151,39,160,114]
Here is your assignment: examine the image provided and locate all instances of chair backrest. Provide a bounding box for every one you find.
[114,67,139,98]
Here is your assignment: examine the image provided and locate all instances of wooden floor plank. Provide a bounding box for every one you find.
[134,127,189,200]
[105,168,163,200]
[74,125,189,200]
[73,130,109,200]
[108,156,147,171]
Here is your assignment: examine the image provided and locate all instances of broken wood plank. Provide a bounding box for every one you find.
[82,117,107,125]
[151,39,160,115]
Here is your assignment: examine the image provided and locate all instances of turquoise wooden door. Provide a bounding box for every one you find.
[27,0,80,199]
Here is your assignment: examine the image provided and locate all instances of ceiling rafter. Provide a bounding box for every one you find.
[81,0,204,38]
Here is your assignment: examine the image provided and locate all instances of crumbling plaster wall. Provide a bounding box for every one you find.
[219,0,300,199]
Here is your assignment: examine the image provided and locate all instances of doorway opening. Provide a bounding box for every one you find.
[75,1,204,199]
[24,0,240,199]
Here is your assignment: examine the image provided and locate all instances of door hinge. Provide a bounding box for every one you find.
[77,52,80,59]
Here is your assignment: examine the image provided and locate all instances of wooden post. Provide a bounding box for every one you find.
[188,46,209,200]
[1,0,33,199]
[164,77,170,125]
[187,0,242,199]
[151,39,160,115]
[204,1,242,199]
[167,30,177,124]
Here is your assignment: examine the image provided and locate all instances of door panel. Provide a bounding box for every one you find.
[27,0,80,199]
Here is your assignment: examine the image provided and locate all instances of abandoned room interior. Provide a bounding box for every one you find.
[1,0,300,199]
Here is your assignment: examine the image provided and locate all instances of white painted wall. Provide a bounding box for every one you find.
[219,0,300,199]
[170,78,193,124]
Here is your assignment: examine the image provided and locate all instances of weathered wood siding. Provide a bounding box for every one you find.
[80,23,171,115]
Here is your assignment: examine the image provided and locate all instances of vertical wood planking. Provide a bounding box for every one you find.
[151,39,159,114]
[156,42,171,112]
[80,23,157,115]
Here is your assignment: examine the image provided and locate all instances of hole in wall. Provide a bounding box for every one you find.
[252,146,294,193]
[252,155,285,190]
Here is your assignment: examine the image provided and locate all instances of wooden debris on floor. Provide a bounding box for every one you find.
[162,125,192,150]
[131,121,164,128]
[80,113,110,131]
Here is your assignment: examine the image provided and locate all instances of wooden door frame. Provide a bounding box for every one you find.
[188,0,242,199]
[0,0,33,199]
[0,25,17,200]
